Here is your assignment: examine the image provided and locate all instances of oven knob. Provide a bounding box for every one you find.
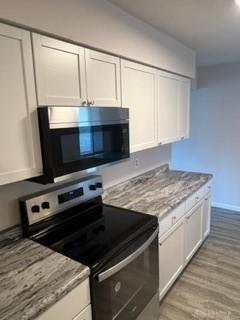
[89,184,97,191]
[31,205,40,213]
[41,202,50,209]
[96,182,103,189]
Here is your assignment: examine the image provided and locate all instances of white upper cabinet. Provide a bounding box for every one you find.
[157,71,191,145]
[178,78,191,139]
[0,24,42,185]
[32,34,87,106]
[121,60,157,153]
[33,35,122,107]
[157,72,179,144]
[85,49,121,107]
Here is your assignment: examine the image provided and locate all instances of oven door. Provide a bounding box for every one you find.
[91,227,159,320]
[42,121,129,181]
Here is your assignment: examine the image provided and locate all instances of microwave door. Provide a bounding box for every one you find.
[34,106,130,184]
[50,124,129,176]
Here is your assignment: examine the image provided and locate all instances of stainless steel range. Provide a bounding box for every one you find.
[20,176,160,320]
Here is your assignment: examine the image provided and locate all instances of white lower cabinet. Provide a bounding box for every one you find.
[184,201,203,264]
[159,220,184,300]
[73,305,92,320]
[36,279,91,320]
[159,183,212,300]
[202,193,211,239]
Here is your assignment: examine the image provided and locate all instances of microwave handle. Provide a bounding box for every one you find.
[98,227,158,283]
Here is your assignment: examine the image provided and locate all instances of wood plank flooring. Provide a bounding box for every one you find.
[159,208,240,320]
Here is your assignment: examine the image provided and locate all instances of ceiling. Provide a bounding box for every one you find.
[107,0,240,66]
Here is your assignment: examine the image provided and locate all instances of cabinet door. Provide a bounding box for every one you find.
[202,193,211,239]
[73,305,92,320]
[178,78,191,139]
[0,24,42,185]
[32,34,87,106]
[157,71,179,144]
[121,60,157,153]
[157,71,191,144]
[184,201,203,263]
[159,220,184,300]
[85,49,121,107]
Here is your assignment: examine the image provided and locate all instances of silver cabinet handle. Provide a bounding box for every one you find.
[98,228,159,282]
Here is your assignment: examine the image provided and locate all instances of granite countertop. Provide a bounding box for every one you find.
[0,227,90,320]
[103,165,213,220]
[0,164,212,320]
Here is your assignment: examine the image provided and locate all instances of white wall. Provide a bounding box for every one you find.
[172,62,240,212]
[0,145,171,231]
[0,0,195,77]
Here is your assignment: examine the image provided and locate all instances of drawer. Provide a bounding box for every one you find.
[203,181,212,195]
[159,202,185,238]
[185,190,202,212]
[185,181,212,212]
[73,305,92,320]
[36,279,90,320]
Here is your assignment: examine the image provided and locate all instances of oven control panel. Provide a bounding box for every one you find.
[20,175,103,226]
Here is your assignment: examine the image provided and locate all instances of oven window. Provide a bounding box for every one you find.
[51,123,129,176]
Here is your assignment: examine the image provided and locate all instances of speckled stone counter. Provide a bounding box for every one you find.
[103,165,213,220]
[0,227,90,320]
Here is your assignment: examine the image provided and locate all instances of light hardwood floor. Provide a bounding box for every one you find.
[159,208,240,320]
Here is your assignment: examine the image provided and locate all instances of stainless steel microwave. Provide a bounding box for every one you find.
[33,106,129,184]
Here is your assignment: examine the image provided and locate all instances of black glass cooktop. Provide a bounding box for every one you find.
[32,197,157,273]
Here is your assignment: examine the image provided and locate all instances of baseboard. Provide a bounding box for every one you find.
[212,202,240,213]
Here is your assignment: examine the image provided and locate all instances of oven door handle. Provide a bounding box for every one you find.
[98,227,158,283]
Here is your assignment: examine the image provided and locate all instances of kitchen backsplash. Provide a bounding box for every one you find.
[0,144,171,231]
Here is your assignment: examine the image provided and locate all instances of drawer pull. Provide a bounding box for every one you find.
[171,216,177,225]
